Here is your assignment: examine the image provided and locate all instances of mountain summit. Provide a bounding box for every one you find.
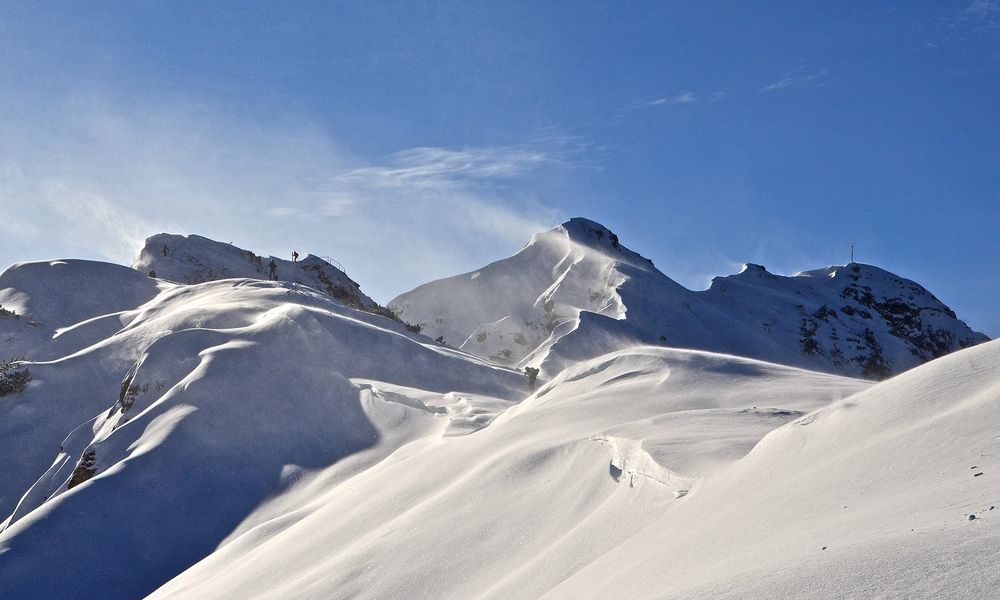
[390,218,987,379]
[133,233,382,314]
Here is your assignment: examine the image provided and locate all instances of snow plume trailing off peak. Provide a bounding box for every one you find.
[391,219,987,379]
[554,217,656,270]
[389,218,663,368]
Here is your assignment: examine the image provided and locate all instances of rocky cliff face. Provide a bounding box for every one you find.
[703,262,988,379]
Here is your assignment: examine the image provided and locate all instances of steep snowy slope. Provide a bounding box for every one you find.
[143,349,867,600]
[133,233,382,313]
[141,341,1000,600]
[390,218,987,378]
[549,337,1000,599]
[0,275,524,599]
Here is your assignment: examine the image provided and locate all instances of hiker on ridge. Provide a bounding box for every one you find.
[524,367,539,391]
[268,259,277,281]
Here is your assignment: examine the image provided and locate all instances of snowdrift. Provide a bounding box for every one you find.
[0,259,162,360]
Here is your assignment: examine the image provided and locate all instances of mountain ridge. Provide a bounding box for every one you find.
[132,233,386,315]
[390,218,987,379]
[0,221,996,599]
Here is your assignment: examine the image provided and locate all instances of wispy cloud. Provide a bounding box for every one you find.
[640,91,698,107]
[336,145,556,190]
[961,0,1000,21]
[0,93,568,301]
[759,69,829,94]
[953,0,1000,32]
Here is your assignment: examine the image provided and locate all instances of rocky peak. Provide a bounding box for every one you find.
[132,233,387,316]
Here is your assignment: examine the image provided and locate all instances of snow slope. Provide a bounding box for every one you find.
[390,218,987,379]
[144,348,867,600]
[549,337,1000,599]
[1,225,995,599]
[0,271,524,598]
[0,259,162,360]
[146,341,1000,600]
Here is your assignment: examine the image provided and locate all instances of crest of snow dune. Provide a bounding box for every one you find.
[391,219,988,379]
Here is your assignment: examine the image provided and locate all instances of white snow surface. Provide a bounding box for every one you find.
[0,261,523,598]
[390,218,987,379]
[133,233,380,312]
[0,224,996,599]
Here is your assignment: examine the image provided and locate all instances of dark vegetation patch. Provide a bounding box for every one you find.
[0,357,31,397]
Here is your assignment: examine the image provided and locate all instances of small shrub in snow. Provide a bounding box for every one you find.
[0,357,31,397]
[369,305,399,321]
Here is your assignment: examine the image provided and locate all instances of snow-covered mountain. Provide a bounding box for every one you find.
[0,258,524,598]
[133,233,383,314]
[1,223,996,599]
[390,218,987,379]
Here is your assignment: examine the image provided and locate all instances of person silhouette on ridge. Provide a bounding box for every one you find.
[524,367,539,391]
[268,259,277,281]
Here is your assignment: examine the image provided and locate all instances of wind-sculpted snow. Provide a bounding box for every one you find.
[140,348,865,600]
[0,273,524,599]
[391,218,987,379]
[0,222,994,599]
[546,338,1000,599]
[0,259,162,360]
[390,218,636,366]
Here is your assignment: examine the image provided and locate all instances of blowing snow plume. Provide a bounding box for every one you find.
[391,218,988,379]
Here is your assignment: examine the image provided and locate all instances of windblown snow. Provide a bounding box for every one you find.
[391,218,987,379]
[0,219,994,599]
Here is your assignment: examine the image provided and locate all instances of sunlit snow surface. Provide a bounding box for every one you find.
[391,218,987,379]
[0,224,996,599]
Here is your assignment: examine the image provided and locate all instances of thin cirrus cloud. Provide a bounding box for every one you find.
[960,0,1000,22]
[759,69,830,94]
[950,0,1000,35]
[335,145,557,190]
[640,91,699,107]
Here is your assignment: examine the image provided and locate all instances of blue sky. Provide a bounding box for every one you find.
[1,2,998,335]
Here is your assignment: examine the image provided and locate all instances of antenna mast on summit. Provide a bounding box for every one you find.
[850,243,855,264]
